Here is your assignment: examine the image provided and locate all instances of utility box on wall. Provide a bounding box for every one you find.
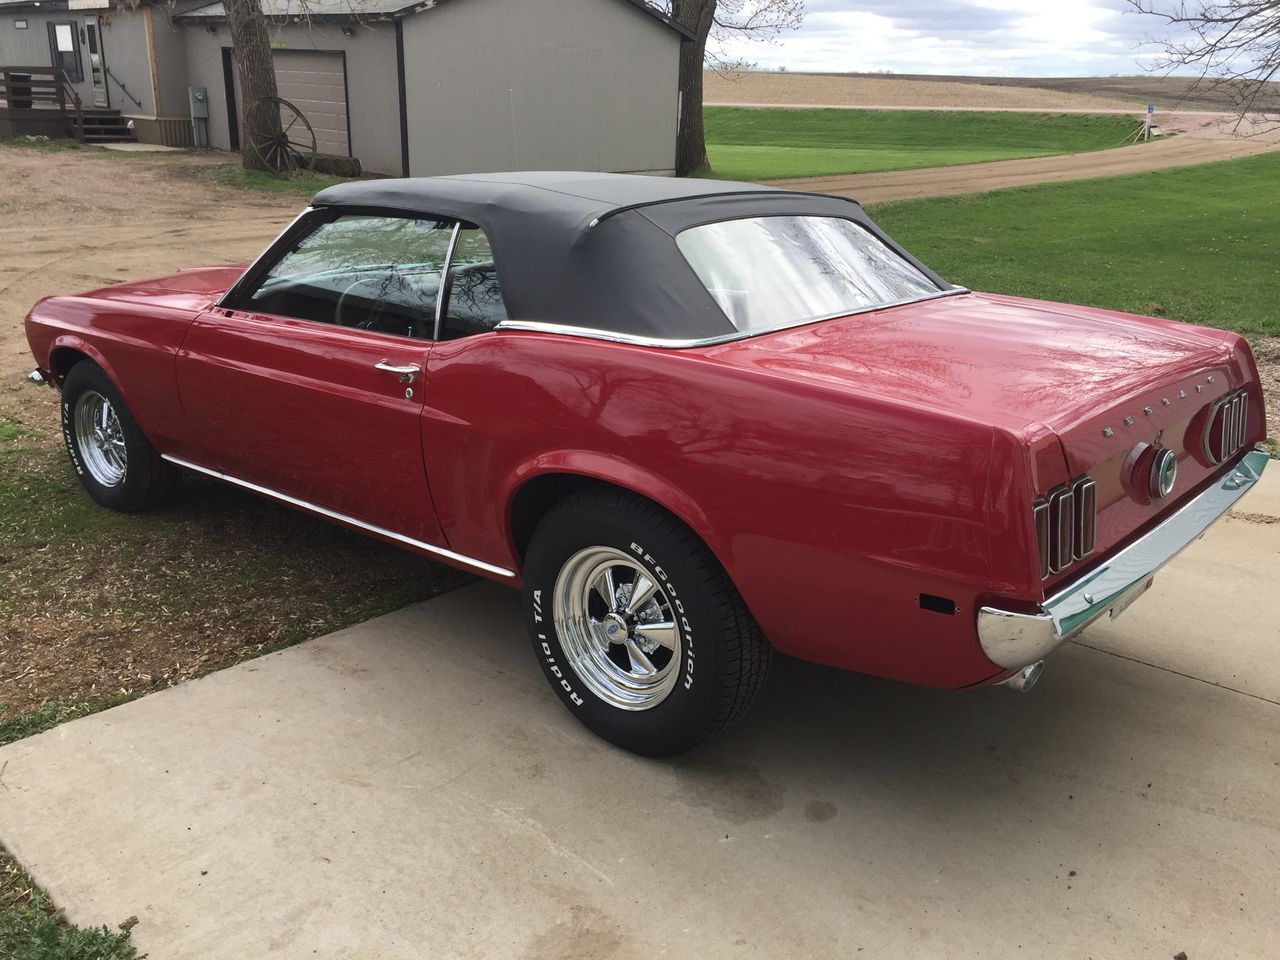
[188,86,209,147]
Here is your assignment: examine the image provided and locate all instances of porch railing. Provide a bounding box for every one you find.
[0,67,85,142]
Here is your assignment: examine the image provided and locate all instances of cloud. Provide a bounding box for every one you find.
[714,0,1189,76]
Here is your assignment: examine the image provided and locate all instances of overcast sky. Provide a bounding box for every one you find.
[715,1,1186,77]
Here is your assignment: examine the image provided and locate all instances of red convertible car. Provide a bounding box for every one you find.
[25,172,1269,754]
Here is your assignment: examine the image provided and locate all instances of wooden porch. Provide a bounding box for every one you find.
[0,66,135,143]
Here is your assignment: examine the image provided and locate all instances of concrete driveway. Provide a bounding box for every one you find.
[1,475,1277,959]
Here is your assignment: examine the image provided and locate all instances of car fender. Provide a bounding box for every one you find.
[502,449,723,563]
[47,332,131,402]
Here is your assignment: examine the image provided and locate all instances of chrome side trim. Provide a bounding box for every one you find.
[493,288,971,350]
[160,454,516,578]
[978,450,1268,670]
[433,221,462,342]
[216,208,315,309]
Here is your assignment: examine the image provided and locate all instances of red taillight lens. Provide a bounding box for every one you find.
[1072,477,1097,560]
[1047,486,1074,575]
[1034,501,1050,579]
[1035,475,1097,580]
[1204,391,1249,464]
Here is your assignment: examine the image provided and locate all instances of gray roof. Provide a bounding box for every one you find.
[178,0,694,37]
[180,0,407,18]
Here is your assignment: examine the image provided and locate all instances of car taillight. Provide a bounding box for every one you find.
[1203,390,1249,464]
[1034,476,1096,580]
[1073,477,1097,559]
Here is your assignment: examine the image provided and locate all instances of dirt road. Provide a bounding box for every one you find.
[705,70,1140,111]
[706,70,1280,113]
[771,129,1280,203]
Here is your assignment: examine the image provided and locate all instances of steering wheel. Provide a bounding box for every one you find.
[334,276,387,330]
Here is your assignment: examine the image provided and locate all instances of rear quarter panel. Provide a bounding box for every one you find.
[424,331,1030,687]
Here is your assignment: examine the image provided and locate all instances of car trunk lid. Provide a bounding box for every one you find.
[704,291,1236,444]
[703,290,1250,595]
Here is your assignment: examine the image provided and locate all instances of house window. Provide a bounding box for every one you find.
[47,22,83,83]
[15,19,29,29]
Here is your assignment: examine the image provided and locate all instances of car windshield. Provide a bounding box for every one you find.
[675,215,941,334]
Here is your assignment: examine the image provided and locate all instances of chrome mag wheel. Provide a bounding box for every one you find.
[553,546,682,711]
[74,389,127,487]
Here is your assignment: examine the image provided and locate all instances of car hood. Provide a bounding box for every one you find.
[704,291,1235,437]
[82,265,246,312]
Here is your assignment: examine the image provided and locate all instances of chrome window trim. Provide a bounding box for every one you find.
[160,454,516,579]
[217,207,315,309]
[493,288,971,350]
[433,221,463,342]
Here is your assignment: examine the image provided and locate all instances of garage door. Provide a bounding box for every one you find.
[231,48,350,158]
[271,50,349,157]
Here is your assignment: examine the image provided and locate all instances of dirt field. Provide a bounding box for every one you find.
[887,73,1280,113]
[707,70,1280,114]
[706,71,1142,111]
[0,148,298,385]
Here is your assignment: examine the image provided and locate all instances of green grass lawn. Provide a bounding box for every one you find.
[868,151,1280,338]
[705,106,1142,181]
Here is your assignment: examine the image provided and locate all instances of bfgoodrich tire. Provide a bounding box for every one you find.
[60,360,178,512]
[523,488,772,756]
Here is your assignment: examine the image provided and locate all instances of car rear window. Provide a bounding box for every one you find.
[675,216,940,334]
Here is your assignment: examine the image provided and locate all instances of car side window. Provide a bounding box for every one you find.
[242,214,455,339]
[438,224,509,340]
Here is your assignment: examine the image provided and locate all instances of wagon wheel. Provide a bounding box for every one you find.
[246,96,317,174]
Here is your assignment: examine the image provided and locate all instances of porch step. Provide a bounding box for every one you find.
[71,108,135,144]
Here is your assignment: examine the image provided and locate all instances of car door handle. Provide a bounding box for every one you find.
[374,360,420,384]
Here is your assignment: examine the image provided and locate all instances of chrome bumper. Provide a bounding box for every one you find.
[978,449,1269,670]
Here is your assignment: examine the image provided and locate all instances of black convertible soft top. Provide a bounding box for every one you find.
[311,172,949,343]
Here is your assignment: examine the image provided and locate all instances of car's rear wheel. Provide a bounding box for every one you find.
[60,360,178,512]
[523,487,771,756]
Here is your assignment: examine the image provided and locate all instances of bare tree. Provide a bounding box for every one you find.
[1127,1,1280,120]
[663,1,805,176]
[223,0,284,171]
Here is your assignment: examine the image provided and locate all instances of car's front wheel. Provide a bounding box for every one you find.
[60,360,178,512]
[523,488,771,756]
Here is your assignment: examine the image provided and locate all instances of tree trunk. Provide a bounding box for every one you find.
[223,0,281,172]
[672,0,716,177]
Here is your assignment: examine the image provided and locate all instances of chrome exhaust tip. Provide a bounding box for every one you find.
[999,661,1044,693]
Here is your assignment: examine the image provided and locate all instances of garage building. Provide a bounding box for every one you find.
[0,0,690,176]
